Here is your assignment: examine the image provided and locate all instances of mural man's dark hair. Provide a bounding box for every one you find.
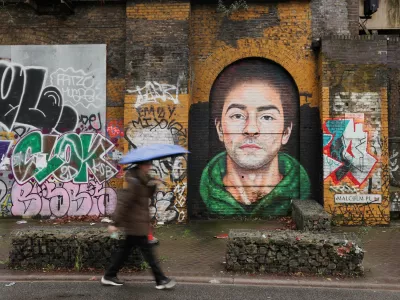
[210,58,299,131]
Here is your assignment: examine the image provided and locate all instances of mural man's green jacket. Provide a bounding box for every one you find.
[200,152,310,216]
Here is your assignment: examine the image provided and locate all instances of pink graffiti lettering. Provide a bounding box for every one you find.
[11,178,117,217]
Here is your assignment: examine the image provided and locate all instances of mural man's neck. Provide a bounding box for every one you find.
[223,157,283,205]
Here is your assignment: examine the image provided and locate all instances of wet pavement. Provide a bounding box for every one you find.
[1,218,400,284]
[1,282,400,300]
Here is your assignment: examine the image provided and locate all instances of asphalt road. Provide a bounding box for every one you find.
[0,282,399,300]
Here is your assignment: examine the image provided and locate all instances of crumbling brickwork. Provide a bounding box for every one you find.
[311,0,359,39]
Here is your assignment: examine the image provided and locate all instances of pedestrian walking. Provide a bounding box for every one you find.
[101,161,175,289]
[102,144,189,289]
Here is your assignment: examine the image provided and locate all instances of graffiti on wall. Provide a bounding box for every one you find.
[390,148,400,185]
[126,105,187,146]
[323,115,378,187]
[50,67,104,110]
[0,140,12,170]
[11,177,116,217]
[12,131,117,184]
[127,81,180,108]
[200,59,310,217]
[125,91,188,223]
[0,44,116,218]
[107,119,124,139]
[324,91,389,225]
[0,60,78,133]
[326,135,390,225]
[390,191,400,212]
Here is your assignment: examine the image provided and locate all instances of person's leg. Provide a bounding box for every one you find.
[135,236,166,281]
[135,236,175,289]
[102,235,134,285]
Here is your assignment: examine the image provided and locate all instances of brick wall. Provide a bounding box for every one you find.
[321,36,390,225]
[311,0,359,39]
[188,1,322,218]
[387,38,400,212]
[124,0,190,223]
[0,0,394,224]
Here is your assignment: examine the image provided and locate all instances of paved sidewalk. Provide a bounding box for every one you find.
[1,219,400,287]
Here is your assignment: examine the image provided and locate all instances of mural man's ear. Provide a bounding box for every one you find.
[281,122,292,145]
[215,118,224,142]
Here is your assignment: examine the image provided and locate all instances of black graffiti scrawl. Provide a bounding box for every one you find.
[0,60,78,133]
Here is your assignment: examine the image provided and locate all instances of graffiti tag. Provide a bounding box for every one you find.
[0,60,78,132]
[11,178,117,217]
[50,67,102,109]
[12,131,118,184]
[127,81,179,108]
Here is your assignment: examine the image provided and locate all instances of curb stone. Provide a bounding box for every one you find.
[0,274,399,291]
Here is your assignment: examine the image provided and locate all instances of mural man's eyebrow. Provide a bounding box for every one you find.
[225,104,247,114]
[257,105,280,113]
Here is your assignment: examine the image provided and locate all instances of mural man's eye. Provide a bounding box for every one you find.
[260,115,274,121]
[230,114,246,120]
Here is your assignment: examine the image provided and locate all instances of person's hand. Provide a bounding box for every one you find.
[107,225,118,234]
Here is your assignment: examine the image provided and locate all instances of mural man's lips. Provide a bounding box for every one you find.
[239,144,262,149]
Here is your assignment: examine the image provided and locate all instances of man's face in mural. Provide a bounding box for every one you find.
[216,81,292,170]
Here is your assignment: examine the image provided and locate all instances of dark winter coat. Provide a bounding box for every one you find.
[112,168,156,236]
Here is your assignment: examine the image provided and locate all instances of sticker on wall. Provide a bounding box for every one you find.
[334,194,382,204]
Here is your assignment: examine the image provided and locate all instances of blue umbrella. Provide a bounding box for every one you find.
[119,144,189,164]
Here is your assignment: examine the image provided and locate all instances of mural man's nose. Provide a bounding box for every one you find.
[243,116,260,136]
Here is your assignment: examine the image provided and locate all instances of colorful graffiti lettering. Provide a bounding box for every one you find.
[12,131,118,184]
[0,45,114,218]
[323,118,377,186]
[11,178,117,217]
[0,60,78,133]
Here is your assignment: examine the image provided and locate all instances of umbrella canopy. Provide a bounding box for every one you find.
[119,144,189,164]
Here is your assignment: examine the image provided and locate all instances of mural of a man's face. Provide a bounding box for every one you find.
[216,80,292,170]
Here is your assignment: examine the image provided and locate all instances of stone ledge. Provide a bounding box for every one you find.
[292,199,332,232]
[226,229,364,276]
[9,227,143,270]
